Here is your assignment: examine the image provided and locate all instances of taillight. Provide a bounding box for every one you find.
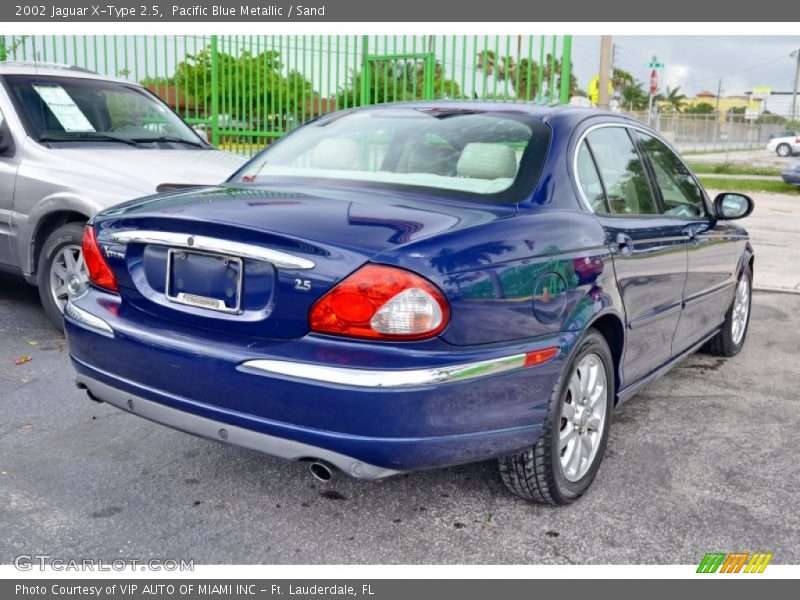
[81,226,119,293]
[310,264,449,340]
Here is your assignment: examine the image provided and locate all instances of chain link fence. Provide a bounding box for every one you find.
[621,110,789,153]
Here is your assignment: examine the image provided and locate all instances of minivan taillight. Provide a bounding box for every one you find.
[309,264,449,340]
[81,226,119,293]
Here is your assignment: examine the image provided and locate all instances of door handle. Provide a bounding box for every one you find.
[615,232,633,256]
[683,226,700,245]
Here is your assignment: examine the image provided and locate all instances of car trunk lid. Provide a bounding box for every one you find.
[92,184,513,340]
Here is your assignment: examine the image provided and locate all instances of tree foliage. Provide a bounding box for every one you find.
[336,58,462,107]
[475,50,579,100]
[684,102,716,115]
[655,86,687,113]
[612,68,649,111]
[174,46,314,122]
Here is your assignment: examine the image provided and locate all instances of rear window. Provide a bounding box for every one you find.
[234,107,551,203]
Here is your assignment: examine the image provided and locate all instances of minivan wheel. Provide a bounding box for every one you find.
[498,329,614,505]
[37,222,89,332]
[703,264,752,357]
[776,143,791,157]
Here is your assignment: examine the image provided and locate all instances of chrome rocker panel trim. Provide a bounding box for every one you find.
[108,230,315,270]
[64,299,114,337]
[240,353,529,388]
[75,374,398,480]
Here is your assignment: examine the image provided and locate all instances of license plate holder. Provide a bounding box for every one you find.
[165,248,243,314]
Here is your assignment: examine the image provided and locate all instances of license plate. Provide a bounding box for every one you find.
[165,248,243,313]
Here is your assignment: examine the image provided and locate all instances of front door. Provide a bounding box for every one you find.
[0,106,19,268]
[634,131,744,352]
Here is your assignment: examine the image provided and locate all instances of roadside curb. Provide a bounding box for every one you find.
[753,286,800,295]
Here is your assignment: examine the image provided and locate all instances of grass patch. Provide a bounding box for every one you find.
[697,175,799,194]
[682,148,756,156]
[687,162,783,177]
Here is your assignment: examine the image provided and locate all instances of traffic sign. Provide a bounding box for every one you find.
[646,55,664,69]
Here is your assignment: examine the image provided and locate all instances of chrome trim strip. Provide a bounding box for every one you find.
[572,121,711,216]
[239,353,531,388]
[64,300,114,337]
[75,374,398,480]
[108,230,315,270]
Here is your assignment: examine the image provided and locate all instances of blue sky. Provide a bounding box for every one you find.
[571,36,800,115]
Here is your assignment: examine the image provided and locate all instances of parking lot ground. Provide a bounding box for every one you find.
[1,268,799,564]
[709,190,800,293]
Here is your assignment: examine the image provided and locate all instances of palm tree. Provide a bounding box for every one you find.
[656,86,687,113]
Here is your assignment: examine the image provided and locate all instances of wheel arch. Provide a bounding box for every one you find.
[586,311,625,404]
[30,210,90,278]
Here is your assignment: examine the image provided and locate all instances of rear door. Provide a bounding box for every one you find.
[576,125,688,386]
[634,131,743,353]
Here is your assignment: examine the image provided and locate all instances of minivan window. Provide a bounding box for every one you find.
[4,75,202,146]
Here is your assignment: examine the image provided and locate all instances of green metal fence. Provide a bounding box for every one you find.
[0,35,574,156]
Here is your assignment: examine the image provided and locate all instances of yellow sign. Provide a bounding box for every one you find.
[588,75,614,105]
[750,86,772,99]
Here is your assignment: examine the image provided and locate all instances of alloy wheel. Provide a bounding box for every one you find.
[559,353,608,482]
[731,276,750,346]
[49,244,89,311]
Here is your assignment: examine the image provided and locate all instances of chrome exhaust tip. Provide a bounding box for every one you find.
[309,460,336,482]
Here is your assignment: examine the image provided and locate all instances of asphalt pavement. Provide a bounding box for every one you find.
[1,188,799,564]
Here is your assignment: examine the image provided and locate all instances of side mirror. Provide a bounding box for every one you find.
[192,126,209,144]
[713,193,753,220]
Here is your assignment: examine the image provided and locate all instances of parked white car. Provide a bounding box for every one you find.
[767,134,800,157]
[0,62,247,329]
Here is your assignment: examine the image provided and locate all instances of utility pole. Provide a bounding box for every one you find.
[598,35,613,110]
[791,49,799,121]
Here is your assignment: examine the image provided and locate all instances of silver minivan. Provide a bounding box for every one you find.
[0,62,246,329]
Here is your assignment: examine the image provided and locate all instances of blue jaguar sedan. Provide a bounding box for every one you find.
[65,103,754,505]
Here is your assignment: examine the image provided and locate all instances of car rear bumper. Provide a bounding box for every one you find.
[75,372,398,479]
[66,289,572,474]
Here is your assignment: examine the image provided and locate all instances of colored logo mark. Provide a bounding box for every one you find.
[697,552,773,573]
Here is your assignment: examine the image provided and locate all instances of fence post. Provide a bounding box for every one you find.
[548,36,557,103]
[359,35,369,106]
[559,35,572,105]
[210,34,219,147]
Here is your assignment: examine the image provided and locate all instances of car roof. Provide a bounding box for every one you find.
[0,62,136,86]
[338,100,636,128]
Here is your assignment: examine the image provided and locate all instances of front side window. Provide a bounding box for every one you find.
[234,108,551,202]
[637,132,706,217]
[5,75,201,146]
[585,127,657,216]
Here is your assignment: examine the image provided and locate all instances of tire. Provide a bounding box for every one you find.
[704,264,752,357]
[776,143,791,157]
[37,222,89,332]
[498,329,614,505]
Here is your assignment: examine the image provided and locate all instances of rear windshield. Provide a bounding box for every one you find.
[234,107,551,203]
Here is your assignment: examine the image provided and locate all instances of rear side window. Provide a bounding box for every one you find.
[584,127,658,216]
[636,132,706,217]
[576,142,608,212]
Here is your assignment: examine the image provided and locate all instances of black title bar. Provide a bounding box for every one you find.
[2,0,795,22]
